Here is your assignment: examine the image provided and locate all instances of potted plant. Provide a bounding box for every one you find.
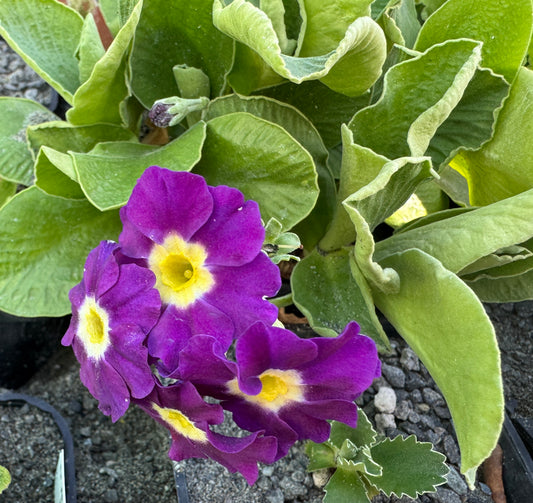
[0,0,532,499]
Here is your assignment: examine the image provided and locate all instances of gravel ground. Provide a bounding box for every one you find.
[1,36,531,503]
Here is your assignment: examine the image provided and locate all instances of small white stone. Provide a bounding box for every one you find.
[312,469,331,488]
[375,413,396,433]
[374,386,397,413]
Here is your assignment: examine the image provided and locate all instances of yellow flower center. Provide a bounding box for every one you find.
[228,369,304,412]
[86,306,105,345]
[148,234,214,308]
[153,403,207,442]
[78,298,110,359]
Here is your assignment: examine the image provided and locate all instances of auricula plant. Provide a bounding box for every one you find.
[1,0,532,497]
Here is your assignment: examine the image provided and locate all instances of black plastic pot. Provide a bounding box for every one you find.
[501,413,533,503]
[0,311,69,389]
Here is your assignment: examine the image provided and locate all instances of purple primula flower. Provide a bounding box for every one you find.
[135,381,278,485]
[179,322,381,459]
[62,241,161,422]
[119,166,281,367]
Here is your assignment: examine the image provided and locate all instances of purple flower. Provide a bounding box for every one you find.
[62,241,161,421]
[118,166,281,371]
[179,322,381,459]
[135,381,278,484]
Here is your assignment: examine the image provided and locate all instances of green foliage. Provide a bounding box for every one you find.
[0,464,10,494]
[0,0,531,491]
[307,410,448,502]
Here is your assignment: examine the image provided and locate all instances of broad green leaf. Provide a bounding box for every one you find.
[385,179,449,228]
[465,269,533,303]
[394,207,476,235]
[27,121,137,154]
[338,446,382,477]
[0,187,122,317]
[374,188,533,274]
[296,0,372,57]
[0,465,10,494]
[213,0,386,96]
[324,464,370,503]
[0,0,83,103]
[434,165,470,207]
[306,441,338,471]
[77,12,105,84]
[75,122,206,210]
[66,0,143,125]
[329,410,377,449]
[348,39,483,159]
[0,98,57,185]
[320,126,434,252]
[450,67,533,206]
[291,248,390,349]
[130,0,234,108]
[367,436,448,497]
[427,67,510,171]
[35,147,85,200]
[100,0,138,34]
[372,249,504,480]
[0,178,16,209]
[194,112,318,230]
[459,242,533,276]
[205,94,335,248]
[261,80,371,148]
[414,0,533,83]
[376,0,420,50]
[261,0,296,55]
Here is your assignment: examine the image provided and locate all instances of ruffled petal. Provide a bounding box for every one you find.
[193,185,265,267]
[119,167,213,255]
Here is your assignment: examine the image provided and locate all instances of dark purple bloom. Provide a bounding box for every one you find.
[62,241,161,421]
[135,381,278,484]
[179,322,381,459]
[119,166,281,370]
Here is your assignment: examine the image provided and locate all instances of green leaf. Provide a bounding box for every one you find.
[193,112,318,230]
[213,0,386,96]
[0,0,83,103]
[374,188,533,274]
[367,436,448,498]
[338,445,382,477]
[66,0,143,125]
[348,39,484,159]
[324,464,370,503]
[306,441,338,471]
[319,126,434,251]
[414,0,533,83]
[205,93,335,248]
[296,0,372,57]
[375,0,420,50]
[0,178,16,210]
[35,147,85,200]
[261,80,371,148]
[27,121,137,154]
[0,98,57,185]
[75,122,206,210]
[372,249,504,479]
[0,465,10,494]
[426,67,509,171]
[0,187,122,316]
[77,12,105,84]
[130,0,234,108]
[329,410,377,449]
[261,0,296,55]
[450,67,533,206]
[291,248,390,349]
[464,269,533,303]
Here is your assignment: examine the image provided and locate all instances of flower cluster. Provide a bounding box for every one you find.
[63,166,381,483]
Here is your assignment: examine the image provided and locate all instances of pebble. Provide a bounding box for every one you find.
[375,413,396,432]
[443,435,461,465]
[394,400,412,421]
[444,466,468,496]
[375,386,397,413]
[381,362,406,388]
[435,486,462,503]
[423,388,445,407]
[400,347,420,371]
[266,488,284,503]
[405,372,427,391]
